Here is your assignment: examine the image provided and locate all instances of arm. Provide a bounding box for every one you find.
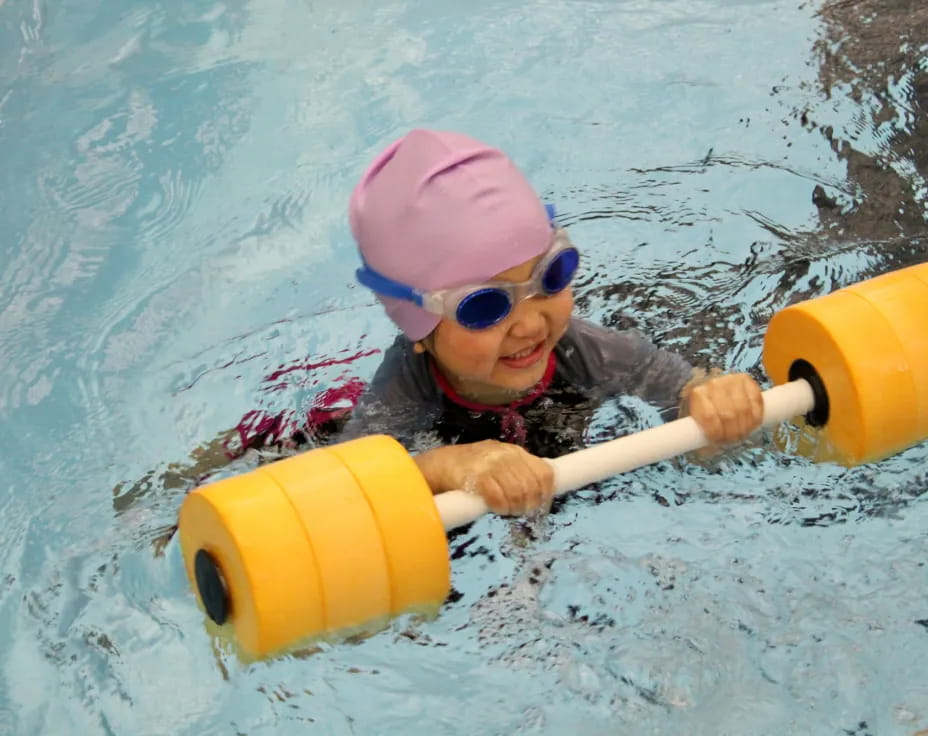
[561,318,762,445]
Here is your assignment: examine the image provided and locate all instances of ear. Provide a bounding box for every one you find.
[413,331,436,354]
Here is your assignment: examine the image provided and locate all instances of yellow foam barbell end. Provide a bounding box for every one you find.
[763,262,928,464]
[178,471,325,658]
[328,435,450,616]
[178,436,450,659]
[259,447,392,635]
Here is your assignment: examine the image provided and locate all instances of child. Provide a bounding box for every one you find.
[343,129,764,517]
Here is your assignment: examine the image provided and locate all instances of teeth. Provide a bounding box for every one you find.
[507,345,537,359]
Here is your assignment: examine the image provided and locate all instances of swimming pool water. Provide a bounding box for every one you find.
[1,0,926,733]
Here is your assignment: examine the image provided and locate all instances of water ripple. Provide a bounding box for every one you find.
[1,0,927,733]
[133,167,202,244]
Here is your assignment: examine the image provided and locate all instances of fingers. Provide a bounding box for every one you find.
[461,442,553,516]
[518,455,555,513]
[742,374,765,433]
[480,457,553,515]
[688,373,764,446]
[531,458,556,511]
[476,475,513,515]
[688,388,723,444]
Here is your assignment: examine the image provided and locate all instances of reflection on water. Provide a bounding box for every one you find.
[0,0,926,733]
[811,0,928,240]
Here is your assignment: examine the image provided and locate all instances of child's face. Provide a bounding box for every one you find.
[427,253,574,405]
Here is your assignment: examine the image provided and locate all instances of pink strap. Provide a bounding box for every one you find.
[430,353,556,445]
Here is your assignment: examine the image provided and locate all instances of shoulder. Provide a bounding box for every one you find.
[365,335,441,408]
[337,334,442,446]
[555,317,693,401]
[367,335,439,405]
[556,318,654,379]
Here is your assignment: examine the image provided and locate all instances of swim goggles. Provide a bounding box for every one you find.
[356,228,580,330]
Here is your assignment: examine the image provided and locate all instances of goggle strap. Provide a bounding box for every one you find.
[355,264,425,307]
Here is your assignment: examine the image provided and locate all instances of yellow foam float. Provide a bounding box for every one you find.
[179,261,928,659]
[763,262,928,464]
[178,438,449,658]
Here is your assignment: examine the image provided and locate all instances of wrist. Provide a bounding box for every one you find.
[678,366,722,415]
[413,446,453,494]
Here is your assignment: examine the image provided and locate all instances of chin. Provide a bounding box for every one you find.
[504,366,546,393]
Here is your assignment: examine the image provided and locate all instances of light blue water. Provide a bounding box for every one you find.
[1,0,927,734]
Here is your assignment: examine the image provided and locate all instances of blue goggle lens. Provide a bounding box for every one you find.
[542,247,579,294]
[456,288,512,329]
[455,248,580,329]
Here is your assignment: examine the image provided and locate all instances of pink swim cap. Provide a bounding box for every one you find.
[349,129,553,341]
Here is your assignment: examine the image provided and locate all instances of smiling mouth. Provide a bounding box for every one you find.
[500,341,545,368]
[505,344,540,360]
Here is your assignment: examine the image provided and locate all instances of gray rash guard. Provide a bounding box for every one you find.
[339,318,694,458]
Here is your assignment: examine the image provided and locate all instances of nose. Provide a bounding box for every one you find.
[506,294,548,337]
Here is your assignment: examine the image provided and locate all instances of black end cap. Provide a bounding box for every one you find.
[788,359,830,428]
[194,548,230,625]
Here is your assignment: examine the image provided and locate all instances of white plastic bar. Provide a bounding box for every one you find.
[435,378,816,531]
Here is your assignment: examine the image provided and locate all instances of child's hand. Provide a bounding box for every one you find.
[414,440,554,515]
[682,372,764,445]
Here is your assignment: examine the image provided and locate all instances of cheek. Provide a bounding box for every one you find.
[548,289,574,332]
[432,325,505,373]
